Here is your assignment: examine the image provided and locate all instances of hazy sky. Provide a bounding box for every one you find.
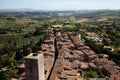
[0,0,120,10]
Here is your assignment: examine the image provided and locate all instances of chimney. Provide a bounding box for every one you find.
[32,53,38,56]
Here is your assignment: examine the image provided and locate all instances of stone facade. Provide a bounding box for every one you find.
[25,53,45,80]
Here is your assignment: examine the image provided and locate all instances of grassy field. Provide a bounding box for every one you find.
[22,26,36,32]
[75,18,90,23]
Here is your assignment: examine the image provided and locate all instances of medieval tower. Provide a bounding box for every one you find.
[25,53,45,80]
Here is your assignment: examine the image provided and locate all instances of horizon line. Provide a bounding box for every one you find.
[0,8,120,11]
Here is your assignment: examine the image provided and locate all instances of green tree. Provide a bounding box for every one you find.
[103,38,110,46]
[84,71,99,78]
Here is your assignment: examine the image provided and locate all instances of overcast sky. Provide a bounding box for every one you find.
[0,0,120,10]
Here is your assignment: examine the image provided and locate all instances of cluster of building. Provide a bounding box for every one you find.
[80,29,115,51]
[49,32,120,80]
[41,37,55,79]
[80,29,102,43]
[50,33,81,80]
[23,27,120,80]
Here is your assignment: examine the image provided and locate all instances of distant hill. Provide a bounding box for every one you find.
[0,9,40,12]
[0,9,120,14]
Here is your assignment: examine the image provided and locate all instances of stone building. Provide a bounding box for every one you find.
[25,53,45,80]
